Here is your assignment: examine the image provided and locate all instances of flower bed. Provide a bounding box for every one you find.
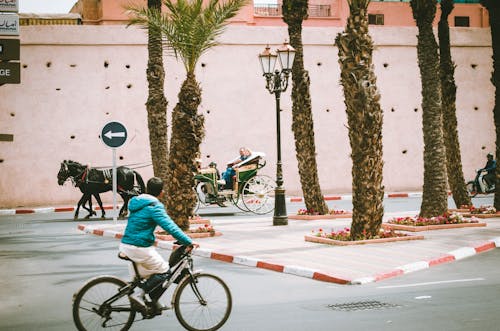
[156,224,221,240]
[189,215,211,225]
[305,227,423,246]
[460,205,500,218]
[289,208,353,220]
[383,212,486,232]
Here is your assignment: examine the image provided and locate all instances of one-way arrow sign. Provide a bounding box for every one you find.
[104,130,126,140]
[101,121,127,148]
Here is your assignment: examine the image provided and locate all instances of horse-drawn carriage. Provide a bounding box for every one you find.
[194,152,276,214]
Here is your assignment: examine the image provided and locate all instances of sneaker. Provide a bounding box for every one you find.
[154,301,170,311]
[129,289,146,309]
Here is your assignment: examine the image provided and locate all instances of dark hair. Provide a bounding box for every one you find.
[147,177,164,197]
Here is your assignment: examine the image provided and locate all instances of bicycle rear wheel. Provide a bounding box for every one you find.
[173,273,232,331]
[73,276,136,331]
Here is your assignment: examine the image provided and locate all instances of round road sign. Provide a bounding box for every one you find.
[101,121,127,148]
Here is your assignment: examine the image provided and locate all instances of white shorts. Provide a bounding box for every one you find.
[119,243,169,278]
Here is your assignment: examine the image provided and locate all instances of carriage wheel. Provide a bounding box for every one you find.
[241,175,275,215]
[230,193,250,212]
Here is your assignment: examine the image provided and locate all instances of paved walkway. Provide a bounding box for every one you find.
[77,210,500,285]
[0,192,425,215]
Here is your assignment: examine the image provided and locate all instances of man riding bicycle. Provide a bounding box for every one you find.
[119,177,199,312]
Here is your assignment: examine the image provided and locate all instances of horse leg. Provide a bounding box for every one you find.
[94,193,106,219]
[87,196,97,216]
[74,193,89,220]
[119,194,128,219]
[82,195,94,219]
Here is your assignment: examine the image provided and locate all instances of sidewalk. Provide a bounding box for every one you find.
[77,210,500,285]
[0,192,425,215]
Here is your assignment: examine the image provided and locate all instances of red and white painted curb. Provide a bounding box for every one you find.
[287,192,423,203]
[351,238,500,285]
[0,192,424,215]
[76,223,351,285]
[0,205,120,216]
[76,223,499,285]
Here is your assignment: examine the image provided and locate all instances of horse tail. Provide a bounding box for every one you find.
[134,170,146,194]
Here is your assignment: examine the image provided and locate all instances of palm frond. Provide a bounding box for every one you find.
[127,0,246,73]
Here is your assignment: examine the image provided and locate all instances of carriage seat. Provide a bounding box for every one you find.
[235,163,258,172]
[199,167,217,174]
[235,151,265,169]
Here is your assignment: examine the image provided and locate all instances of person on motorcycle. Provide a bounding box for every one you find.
[480,152,496,188]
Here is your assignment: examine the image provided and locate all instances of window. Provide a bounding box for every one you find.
[368,14,384,25]
[454,16,470,27]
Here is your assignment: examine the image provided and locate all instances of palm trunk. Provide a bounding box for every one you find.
[166,73,205,230]
[335,0,385,239]
[411,0,448,218]
[146,0,169,202]
[283,0,329,215]
[438,0,471,208]
[481,0,500,210]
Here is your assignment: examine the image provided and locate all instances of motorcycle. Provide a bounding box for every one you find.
[466,170,495,197]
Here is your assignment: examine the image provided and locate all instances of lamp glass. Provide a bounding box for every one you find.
[277,43,296,71]
[259,46,277,74]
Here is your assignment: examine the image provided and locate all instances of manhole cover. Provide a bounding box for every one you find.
[327,300,399,311]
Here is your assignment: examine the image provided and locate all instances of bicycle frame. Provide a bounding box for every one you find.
[73,247,232,331]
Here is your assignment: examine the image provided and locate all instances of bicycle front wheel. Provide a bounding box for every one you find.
[173,273,232,331]
[73,276,136,331]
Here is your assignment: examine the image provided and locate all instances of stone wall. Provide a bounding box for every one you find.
[0,25,493,207]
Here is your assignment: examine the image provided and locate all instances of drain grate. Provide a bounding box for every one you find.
[327,300,400,311]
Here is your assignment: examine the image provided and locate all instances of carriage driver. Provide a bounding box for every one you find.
[119,177,199,312]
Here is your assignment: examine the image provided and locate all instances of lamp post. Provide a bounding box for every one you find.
[258,42,296,226]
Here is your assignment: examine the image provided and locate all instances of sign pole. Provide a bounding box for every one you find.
[112,148,118,223]
[101,121,127,223]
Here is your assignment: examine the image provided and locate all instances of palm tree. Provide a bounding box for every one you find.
[145,0,169,204]
[438,0,471,208]
[480,0,500,210]
[335,0,384,240]
[282,0,328,215]
[410,0,448,218]
[129,0,246,229]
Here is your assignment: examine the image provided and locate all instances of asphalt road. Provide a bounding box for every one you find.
[0,195,498,330]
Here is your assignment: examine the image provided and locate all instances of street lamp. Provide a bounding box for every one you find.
[258,42,296,226]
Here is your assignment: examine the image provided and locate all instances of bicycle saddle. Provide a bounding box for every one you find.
[118,252,132,261]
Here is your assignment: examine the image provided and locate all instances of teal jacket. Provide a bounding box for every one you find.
[121,194,192,247]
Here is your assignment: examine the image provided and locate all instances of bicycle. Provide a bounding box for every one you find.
[72,245,232,331]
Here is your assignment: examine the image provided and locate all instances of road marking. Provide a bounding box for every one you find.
[377,278,484,289]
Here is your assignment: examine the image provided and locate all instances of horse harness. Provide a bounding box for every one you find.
[73,167,114,188]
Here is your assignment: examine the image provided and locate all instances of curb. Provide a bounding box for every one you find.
[76,223,499,285]
[0,192,424,215]
[0,205,120,216]
[286,192,423,203]
[77,223,351,284]
[351,239,500,284]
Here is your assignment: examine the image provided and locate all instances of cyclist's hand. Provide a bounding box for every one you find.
[187,243,200,252]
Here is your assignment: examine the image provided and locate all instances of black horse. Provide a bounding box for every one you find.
[57,160,146,219]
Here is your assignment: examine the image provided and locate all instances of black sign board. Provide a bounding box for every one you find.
[0,38,19,60]
[0,61,19,84]
[101,121,127,148]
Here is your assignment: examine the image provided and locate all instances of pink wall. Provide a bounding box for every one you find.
[72,0,488,28]
[0,25,494,208]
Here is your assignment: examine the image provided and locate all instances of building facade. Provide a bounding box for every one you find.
[0,1,493,208]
